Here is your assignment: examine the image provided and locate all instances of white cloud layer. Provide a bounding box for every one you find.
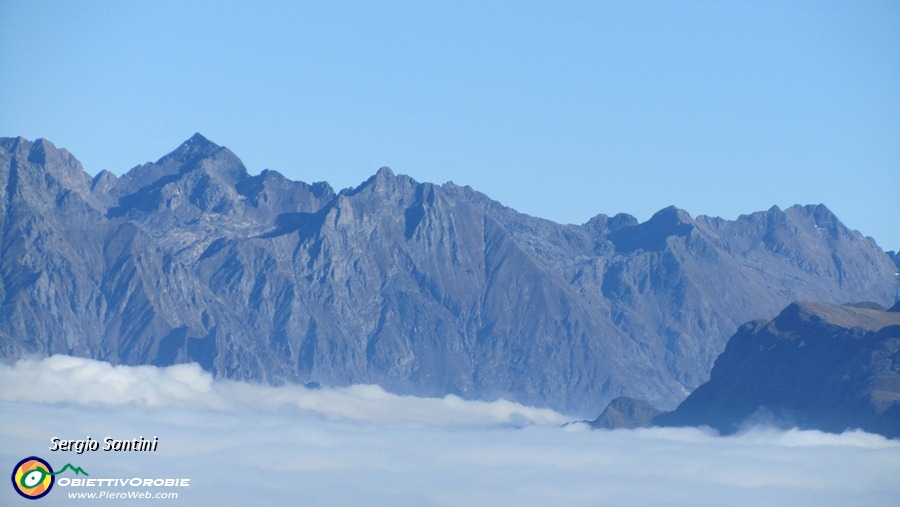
[2,356,899,507]
[0,355,564,426]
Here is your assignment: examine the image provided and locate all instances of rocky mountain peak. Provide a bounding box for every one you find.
[1,136,94,204]
[584,212,639,235]
[163,133,247,185]
[375,166,395,179]
[783,204,845,238]
[0,136,28,154]
[155,132,222,165]
[110,134,250,211]
[22,137,77,171]
[649,205,693,224]
[803,203,838,222]
[346,165,419,199]
[608,205,696,253]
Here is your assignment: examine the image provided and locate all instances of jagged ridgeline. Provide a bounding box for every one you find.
[1,135,896,416]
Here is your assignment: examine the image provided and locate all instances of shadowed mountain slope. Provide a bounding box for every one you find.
[655,302,900,437]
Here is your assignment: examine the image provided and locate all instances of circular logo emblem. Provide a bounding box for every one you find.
[11,457,54,499]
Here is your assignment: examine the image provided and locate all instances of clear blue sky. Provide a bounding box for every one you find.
[1,1,897,249]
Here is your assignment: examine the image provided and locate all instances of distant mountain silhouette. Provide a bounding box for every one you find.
[1,135,897,415]
[654,301,900,438]
[589,397,663,429]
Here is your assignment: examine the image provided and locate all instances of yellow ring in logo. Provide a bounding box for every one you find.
[11,457,54,499]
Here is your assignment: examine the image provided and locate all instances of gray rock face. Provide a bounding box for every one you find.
[655,302,900,438]
[589,397,663,429]
[888,250,900,271]
[1,135,897,416]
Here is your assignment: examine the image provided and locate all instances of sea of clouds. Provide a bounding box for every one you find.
[2,356,899,506]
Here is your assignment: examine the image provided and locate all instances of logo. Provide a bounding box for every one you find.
[11,457,88,500]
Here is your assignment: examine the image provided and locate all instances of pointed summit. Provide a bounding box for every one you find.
[345,165,417,197]
[28,138,66,166]
[188,132,212,144]
[375,166,395,179]
[111,134,247,199]
[22,138,90,191]
[155,132,222,165]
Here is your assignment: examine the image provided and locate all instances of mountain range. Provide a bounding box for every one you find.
[1,134,896,415]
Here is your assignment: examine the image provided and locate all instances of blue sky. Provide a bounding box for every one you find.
[1,1,897,249]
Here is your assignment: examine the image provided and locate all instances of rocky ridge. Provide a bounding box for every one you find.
[1,135,897,415]
[653,301,900,437]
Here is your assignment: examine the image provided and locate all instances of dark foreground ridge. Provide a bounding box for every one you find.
[1,135,898,416]
[645,302,900,438]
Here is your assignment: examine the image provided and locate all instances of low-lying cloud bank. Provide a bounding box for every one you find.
[0,355,564,426]
[2,356,899,507]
